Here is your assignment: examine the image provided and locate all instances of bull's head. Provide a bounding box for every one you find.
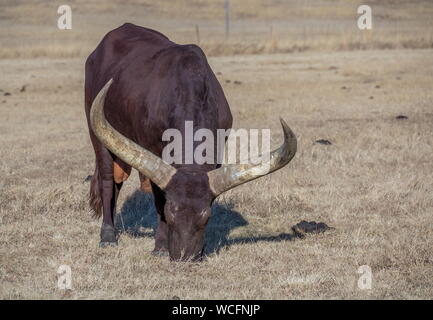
[90,79,297,261]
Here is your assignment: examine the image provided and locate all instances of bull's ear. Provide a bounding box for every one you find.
[90,78,177,189]
[207,118,297,196]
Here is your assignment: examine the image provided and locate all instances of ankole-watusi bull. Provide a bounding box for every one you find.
[85,23,297,261]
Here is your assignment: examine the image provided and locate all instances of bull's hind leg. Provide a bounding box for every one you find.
[93,146,131,247]
[102,159,130,247]
[98,154,119,247]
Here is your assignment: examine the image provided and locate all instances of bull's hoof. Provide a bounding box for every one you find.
[151,249,169,257]
[99,223,118,248]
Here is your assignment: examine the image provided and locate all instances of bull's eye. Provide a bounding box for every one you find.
[199,210,208,217]
[166,202,177,211]
[197,209,211,227]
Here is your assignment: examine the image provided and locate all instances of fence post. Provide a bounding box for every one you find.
[195,24,200,44]
[224,0,230,39]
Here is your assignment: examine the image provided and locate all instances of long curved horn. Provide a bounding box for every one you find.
[207,118,297,196]
[90,79,177,189]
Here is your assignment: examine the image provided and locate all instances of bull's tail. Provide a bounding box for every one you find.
[89,164,102,218]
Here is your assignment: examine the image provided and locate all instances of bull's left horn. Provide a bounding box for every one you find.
[207,118,297,196]
[90,79,177,189]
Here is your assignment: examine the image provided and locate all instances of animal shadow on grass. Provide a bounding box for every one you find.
[115,190,304,255]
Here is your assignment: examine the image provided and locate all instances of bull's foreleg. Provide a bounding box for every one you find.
[99,158,130,247]
[151,183,169,256]
[99,161,118,247]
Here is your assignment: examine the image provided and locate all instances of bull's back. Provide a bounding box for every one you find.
[85,23,174,115]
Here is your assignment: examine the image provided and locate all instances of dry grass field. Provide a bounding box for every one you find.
[1,1,433,299]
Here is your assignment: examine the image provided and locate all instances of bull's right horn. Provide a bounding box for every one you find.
[90,79,177,189]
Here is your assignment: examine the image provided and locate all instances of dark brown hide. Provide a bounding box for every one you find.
[85,23,232,260]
